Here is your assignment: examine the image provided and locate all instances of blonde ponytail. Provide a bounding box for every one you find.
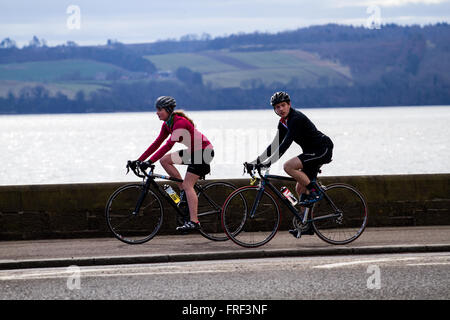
[173,110,195,127]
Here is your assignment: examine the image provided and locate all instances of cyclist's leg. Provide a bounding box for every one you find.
[295,182,307,198]
[177,149,214,230]
[283,157,310,195]
[298,147,333,204]
[160,151,183,189]
[284,157,321,237]
[182,171,201,223]
[183,150,214,223]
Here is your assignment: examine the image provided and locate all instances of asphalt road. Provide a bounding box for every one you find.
[1,226,450,270]
[1,252,449,300]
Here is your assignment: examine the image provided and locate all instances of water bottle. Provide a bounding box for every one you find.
[280,186,298,206]
[163,184,180,204]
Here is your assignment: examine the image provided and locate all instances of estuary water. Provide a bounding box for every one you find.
[0,106,449,186]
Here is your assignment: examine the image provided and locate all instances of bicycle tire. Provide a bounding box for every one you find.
[105,183,163,244]
[311,183,368,245]
[197,181,242,241]
[221,185,280,248]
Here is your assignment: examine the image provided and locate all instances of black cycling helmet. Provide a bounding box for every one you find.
[155,96,176,114]
[270,91,290,107]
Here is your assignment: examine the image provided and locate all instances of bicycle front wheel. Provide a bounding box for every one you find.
[197,181,241,241]
[311,183,368,245]
[222,186,280,248]
[105,183,163,244]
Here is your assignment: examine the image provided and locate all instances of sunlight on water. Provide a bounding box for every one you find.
[0,106,449,185]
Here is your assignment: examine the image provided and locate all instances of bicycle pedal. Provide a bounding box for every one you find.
[289,229,302,239]
[298,201,313,208]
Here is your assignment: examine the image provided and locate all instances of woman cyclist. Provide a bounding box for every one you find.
[129,96,214,231]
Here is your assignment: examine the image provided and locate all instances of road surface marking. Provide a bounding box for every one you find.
[312,257,421,269]
[406,262,450,266]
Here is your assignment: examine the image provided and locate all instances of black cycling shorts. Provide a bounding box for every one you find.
[298,140,333,180]
[178,149,214,178]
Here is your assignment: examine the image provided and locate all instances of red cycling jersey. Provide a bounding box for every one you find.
[138,114,213,163]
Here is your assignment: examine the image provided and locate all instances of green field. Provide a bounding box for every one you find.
[0,49,354,98]
[145,52,238,74]
[0,59,135,98]
[0,59,129,82]
[0,80,108,99]
[146,49,353,88]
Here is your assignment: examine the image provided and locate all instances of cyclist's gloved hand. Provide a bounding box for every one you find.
[127,160,138,171]
[258,161,271,169]
[140,160,153,171]
[244,162,255,172]
[245,156,261,171]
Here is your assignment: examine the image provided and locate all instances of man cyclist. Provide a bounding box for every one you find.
[247,91,333,236]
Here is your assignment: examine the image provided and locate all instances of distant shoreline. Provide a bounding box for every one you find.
[1,104,449,116]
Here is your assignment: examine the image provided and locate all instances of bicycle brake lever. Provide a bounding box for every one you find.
[243,162,248,175]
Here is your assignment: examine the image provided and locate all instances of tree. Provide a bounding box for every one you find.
[175,67,203,86]
[28,36,42,48]
[66,41,78,47]
[0,38,17,49]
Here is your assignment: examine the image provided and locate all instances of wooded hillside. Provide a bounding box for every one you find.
[1,23,449,114]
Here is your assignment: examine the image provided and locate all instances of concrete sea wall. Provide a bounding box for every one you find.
[0,174,448,240]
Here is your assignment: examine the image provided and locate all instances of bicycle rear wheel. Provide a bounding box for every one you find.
[197,181,241,241]
[222,186,280,248]
[311,183,368,245]
[105,183,163,244]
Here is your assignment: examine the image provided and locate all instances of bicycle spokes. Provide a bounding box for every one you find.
[311,184,368,245]
[222,186,280,248]
[106,184,163,244]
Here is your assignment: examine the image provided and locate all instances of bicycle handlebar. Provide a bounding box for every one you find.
[129,160,268,180]
[243,162,269,179]
[126,160,155,179]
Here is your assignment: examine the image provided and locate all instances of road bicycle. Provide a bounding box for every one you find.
[221,163,368,248]
[105,161,241,244]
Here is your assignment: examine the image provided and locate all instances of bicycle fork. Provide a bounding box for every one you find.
[250,184,266,219]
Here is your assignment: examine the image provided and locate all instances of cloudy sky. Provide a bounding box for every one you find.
[1,0,450,47]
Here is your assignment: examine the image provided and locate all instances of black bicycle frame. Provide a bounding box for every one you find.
[134,172,217,217]
[251,173,340,224]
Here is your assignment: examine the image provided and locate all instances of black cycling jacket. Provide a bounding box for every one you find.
[258,107,332,165]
